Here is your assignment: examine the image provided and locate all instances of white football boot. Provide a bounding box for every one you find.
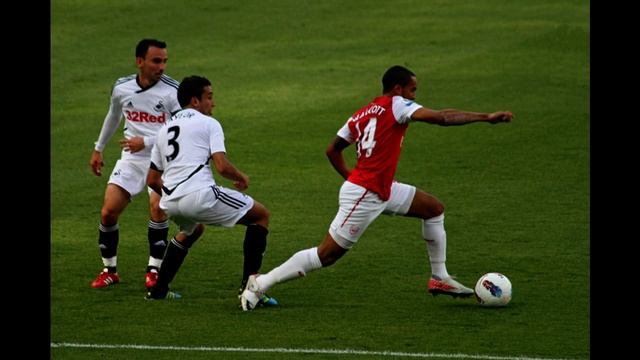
[240,274,263,311]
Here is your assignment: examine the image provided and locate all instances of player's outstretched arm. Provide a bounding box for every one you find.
[411,107,513,126]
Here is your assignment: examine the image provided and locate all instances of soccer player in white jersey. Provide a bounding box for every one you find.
[89,39,181,290]
[144,75,277,304]
[240,65,513,310]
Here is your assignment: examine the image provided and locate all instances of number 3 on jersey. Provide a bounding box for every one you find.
[166,126,180,162]
[357,117,377,158]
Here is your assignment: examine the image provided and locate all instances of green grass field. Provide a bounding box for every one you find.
[52,0,589,359]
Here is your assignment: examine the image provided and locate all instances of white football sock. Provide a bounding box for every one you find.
[101,256,117,268]
[148,256,163,269]
[422,214,450,279]
[256,247,322,291]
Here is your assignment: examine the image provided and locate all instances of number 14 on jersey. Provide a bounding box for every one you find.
[356,117,377,158]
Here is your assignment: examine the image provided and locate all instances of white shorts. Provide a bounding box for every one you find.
[328,181,416,249]
[108,158,152,197]
[160,185,254,234]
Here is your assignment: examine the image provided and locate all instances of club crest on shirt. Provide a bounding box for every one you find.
[154,100,166,112]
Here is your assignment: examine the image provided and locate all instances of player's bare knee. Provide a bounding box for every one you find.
[253,202,270,228]
[149,209,167,222]
[100,208,119,225]
[261,207,270,227]
[417,195,444,219]
[149,203,166,221]
[429,201,444,219]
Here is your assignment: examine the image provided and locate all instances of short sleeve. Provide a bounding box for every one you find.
[337,122,354,143]
[392,96,423,124]
[209,118,226,154]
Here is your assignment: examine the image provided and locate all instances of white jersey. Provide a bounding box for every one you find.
[150,108,226,201]
[94,74,181,161]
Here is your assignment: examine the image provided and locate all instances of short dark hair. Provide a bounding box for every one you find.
[178,76,211,107]
[382,65,416,92]
[135,39,167,58]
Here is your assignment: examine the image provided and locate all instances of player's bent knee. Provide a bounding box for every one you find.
[419,199,444,219]
[261,206,270,223]
[100,209,119,225]
[149,211,167,222]
[434,200,445,214]
[251,202,270,227]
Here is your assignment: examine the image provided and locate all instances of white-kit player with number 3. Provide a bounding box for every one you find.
[240,65,513,310]
[89,39,181,291]
[145,75,277,305]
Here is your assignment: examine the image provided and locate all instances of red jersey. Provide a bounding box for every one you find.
[337,95,422,200]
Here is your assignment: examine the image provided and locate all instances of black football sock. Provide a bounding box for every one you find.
[147,219,169,272]
[98,223,119,273]
[151,238,188,297]
[150,227,201,298]
[241,224,268,289]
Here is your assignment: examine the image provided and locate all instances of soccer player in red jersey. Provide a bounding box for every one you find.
[241,65,513,310]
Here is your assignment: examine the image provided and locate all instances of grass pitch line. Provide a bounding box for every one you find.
[50,342,581,360]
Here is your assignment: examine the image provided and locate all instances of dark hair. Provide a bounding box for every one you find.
[135,39,167,58]
[382,65,416,92]
[178,76,212,107]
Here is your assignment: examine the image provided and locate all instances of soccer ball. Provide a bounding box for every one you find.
[475,272,512,307]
